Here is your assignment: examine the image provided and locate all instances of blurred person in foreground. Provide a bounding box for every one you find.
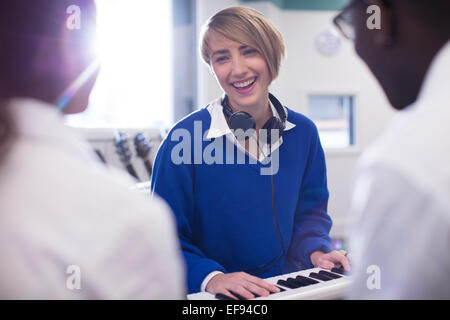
[333,0,450,299]
[0,0,185,299]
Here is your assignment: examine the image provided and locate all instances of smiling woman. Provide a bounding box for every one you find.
[151,6,350,300]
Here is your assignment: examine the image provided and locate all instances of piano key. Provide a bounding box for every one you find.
[309,272,333,281]
[331,267,349,275]
[216,291,249,300]
[318,270,342,279]
[273,286,286,293]
[215,293,234,300]
[289,277,312,287]
[256,286,286,298]
[249,286,287,299]
[295,275,319,285]
[289,278,312,288]
[216,286,286,300]
[255,285,286,298]
[277,279,299,289]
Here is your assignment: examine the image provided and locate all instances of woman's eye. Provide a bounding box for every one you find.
[215,56,228,63]
[243,49,257,55]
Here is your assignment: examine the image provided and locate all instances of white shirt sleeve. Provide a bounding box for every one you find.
[201,271,224,292]
[90,195,187,300]
[348,163,450,299]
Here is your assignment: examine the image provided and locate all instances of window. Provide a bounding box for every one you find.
[65,0,173,129]
[308,95,354,148]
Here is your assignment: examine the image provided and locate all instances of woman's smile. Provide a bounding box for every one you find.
[230,76,257,95]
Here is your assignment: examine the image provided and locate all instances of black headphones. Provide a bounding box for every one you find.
[222,93,286,145]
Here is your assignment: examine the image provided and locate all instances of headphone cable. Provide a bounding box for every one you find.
[244,136,285,275]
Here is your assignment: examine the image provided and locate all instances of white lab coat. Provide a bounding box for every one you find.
[348,41,450,299]
[0,98,185,299]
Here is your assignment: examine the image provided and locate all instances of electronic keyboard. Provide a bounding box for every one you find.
[187,267,351,300]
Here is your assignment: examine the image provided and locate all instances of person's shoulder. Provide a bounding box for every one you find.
[91,165,176,229]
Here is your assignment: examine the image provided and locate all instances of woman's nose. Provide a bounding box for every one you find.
[231,56,248,77]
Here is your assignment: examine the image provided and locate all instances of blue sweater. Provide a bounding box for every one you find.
[151,104,333,293]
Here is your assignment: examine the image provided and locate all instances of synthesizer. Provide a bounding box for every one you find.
[187,267,351,300]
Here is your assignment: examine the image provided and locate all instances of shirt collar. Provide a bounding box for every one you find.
[205,95,296,140]
[7,97,64,139]
[5,97,96,162]
[415,39,450,109]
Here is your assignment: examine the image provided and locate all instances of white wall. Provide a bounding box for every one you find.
[195,0,397,238]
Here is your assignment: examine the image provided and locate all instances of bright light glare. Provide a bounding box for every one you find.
[66,0,173,128]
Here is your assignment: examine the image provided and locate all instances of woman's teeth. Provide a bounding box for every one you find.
[232,78,256,89]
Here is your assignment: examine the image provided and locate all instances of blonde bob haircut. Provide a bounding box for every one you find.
[200,6,285,82]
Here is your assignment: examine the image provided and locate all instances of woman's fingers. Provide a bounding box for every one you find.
[228,283,256,300]
[242,273,280,294]
[327,250,351,271]
[242,281,271,297]
[318,260,335,270]
[314,250,351,271]
[208,272,279,300]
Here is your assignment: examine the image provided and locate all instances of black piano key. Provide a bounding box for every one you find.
[290,277,313,287]
[331,267,346,275]
[277,279,299,289]
[277,286,286,292]
[271,286,286,294]
[255,286,286,297]
[276,279,290,289]
[319,270,342,279]
[283,279,302,289]
[309,272,333,281]
[289,277,311,288]
[215,291,248,300]
[253,286,286,297]
[233,292,250,300]
[295,275,319,285]
[215,293,234,300]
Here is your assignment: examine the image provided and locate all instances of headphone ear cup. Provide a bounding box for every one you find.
[229,112,256,141]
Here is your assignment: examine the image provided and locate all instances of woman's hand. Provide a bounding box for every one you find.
[310,250,351,271]
[205,272,280,300]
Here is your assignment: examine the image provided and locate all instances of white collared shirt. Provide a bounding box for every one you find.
[0,98,185,299]
[205,96,296,163]
[348,41,450,299]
